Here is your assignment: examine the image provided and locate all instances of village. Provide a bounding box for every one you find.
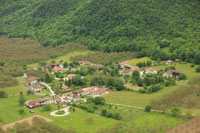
[24,58,184,109]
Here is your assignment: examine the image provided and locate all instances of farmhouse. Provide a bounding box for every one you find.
[163,70,181,77]
[82,87,95,95]
[25,98,48,109]
[144,67,157,74]
[72,89,83,98]
[166,60,173,65]
[95,88,107,96]
[26,76,41,93]
[122,68,132,75]
[26,76,40,85]
[64,74,76,81]
[131,66,140,72]
[120,61,131,68]
[61,84,71,90]
[52,67,64,72]
[79,61,91,66]
[45,63,56,69]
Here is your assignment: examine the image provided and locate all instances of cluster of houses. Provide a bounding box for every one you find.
[26,76,42,93]
[120,60,181,78]
[25,86,108,109]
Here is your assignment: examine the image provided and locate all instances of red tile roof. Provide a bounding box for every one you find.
[52,67,64,72]
[79,61,91,65]
[96,88,106,94]
[122,68,131,73]
[73,89,83,94]
[61,85,71,90]
[131,66,140,71]
[121,61,130,65]
[27,77,40,82]
[66,74,76,79]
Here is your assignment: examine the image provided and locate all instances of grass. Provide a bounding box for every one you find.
[127,57,152,66]
[104,85,183,107]
[125,83,140,91]
[0,77,27,97]
[55,110,65,115]
[28,50,92,67]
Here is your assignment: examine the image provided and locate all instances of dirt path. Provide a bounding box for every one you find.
[40,82,55,96]
[106,102,163,113]
[1,115,52,131]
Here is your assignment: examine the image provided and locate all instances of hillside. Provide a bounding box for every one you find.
[0,0,200,62]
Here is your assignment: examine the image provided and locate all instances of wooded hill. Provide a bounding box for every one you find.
[0,0,200,63]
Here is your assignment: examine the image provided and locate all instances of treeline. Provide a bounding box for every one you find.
[0,0,200,63]
[0,74,18,88]
[151,76,200,111]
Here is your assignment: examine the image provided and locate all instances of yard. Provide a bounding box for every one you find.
[0,77,27,97]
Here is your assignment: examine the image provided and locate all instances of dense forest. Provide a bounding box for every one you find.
[0,0,200,63]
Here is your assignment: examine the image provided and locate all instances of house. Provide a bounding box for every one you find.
[166,60,173,65]
[72,89,83,98]
[163,70,181,77]
[27,84,42,93]
[144,67,157,74]
[25,99,47,109]
[175,59,180,62]
[95,88,107,96]
[82,87,95,95]
[120,61,131,68]
[64,92,73,98]
[122,68,132,75]
[45,63,56,69]
[64,74,77,81]
[59,62,65,68]
[79,61,91,66]
[61,84,71,90]
[52,67,64,72]
[94,64,104,69]
[131,66,140,72]
[26,76,40,85]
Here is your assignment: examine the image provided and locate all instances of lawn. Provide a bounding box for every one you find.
[125,83,140,91]
[127,57,152,66]
[104,85,183,107]
[28,50,93,67]
[152,63,199,80]
[0,77,27,97]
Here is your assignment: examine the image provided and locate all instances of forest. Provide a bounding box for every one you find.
[0,0,200,63]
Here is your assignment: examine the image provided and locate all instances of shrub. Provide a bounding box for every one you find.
[171,107,181,117]
[196,66,200,72]
[106,112,113,118]
[145,105,152,112]
[113,113,121,120]
[101,109,107,116]
[0,91,8,98]
[179,73,187,80]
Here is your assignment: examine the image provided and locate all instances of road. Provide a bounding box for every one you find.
[40,82,55,96]
[106,102,163,113]
[50,107,70,117]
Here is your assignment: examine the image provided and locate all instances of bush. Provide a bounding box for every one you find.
[171,107,181,117]
[42,105,52,111]
[101,109,107,116]
[106,112,113,118]
[113,113,121,120]
[0,91,8,98]
[196,66,200,72]
[145,105,152,112]
[179,73,187,80]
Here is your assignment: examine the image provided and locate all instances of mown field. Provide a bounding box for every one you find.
[127,57,152,66]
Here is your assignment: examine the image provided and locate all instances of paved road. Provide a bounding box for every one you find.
[50,107,70,117]
[106,103,163,113]
[40,82,55,96]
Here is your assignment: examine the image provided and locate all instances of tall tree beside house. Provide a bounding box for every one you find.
[45,73,52,83]
[19,92,25,106]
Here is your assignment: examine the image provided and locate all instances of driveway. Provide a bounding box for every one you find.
[40,82,55,96]
[50,107,70,117]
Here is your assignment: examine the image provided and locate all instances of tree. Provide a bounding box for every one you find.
[171,107,181,117]
[42,105,52,111]
[63,62,68,68]
[179,73,187,80]
[132,71,140,80]
[45,73,52,83]
[101,109,107,116]
[196,66,200,72]
[145,105,152,112]
[93,97,105,105]
[0,91,8,98]
[18,109,25,116]
[19,93,25,106]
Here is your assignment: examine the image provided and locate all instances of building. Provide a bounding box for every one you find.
[64,74,77,81]
[82,87,95,95]
[79,61,91,66]
[131,66,140,72]
[61,84,71,90]
[94,88,107,96]
[166,60,173,65]
[72,89,83,98]
[94,64,104,69]
[120,61,131,68]
[52,67,64,72]
[144,67,157,74]
[25,98,48,109]
[26,76,40,85]
[163,70,181,77]
[122,68,132,75]
[45,63,56,69]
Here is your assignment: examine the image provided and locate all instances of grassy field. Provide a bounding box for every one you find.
[152,63,198,80]
[127,57,152,66]
[0,77,27,97]
[104,85,183,108]
[28,50,93,67]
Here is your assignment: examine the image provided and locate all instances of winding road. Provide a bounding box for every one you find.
[40,82,55,96]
